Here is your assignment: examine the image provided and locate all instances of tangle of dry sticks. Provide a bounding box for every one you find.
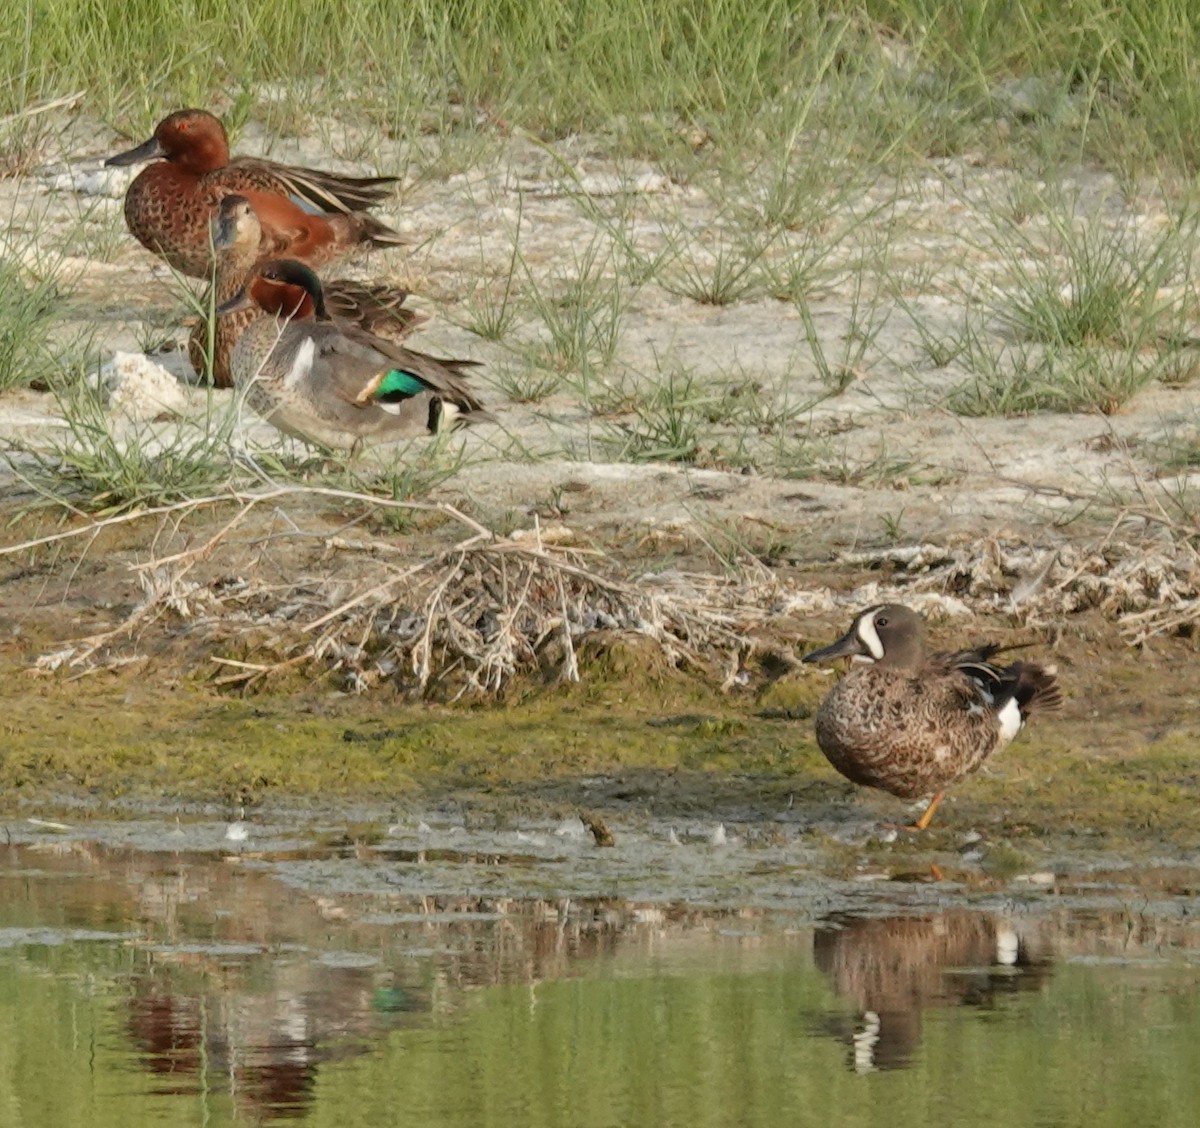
[12,483,1200,689]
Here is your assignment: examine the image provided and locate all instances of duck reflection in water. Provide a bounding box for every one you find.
[127,962,427,1120]
[813,911,1053,1072]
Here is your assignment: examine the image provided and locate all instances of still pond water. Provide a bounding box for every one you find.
[1,822,1199,1126]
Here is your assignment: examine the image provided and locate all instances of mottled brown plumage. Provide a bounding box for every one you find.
[803,604,1061,827]
[188,195,426,387]
[106,109,405,278]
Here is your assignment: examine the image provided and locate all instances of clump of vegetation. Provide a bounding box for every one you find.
[5,1,1199,171]
[0,260,58,393]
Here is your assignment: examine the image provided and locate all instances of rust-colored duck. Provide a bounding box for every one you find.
[189,195,427,388]
[105,108,405,278]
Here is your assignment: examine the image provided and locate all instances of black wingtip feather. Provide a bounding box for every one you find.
[1010,662,1062,717]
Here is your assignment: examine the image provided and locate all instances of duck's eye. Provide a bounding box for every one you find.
[876,615,889,627]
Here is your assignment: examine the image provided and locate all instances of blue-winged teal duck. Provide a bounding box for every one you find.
[105,108,404,278]
[803,604,1061,829]
[189,194,427,388]
[219,258,488,449]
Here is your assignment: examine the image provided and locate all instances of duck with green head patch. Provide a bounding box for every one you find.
[220,258,490,449]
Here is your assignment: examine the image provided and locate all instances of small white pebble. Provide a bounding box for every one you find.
[554,816,588,839]
[224,822,249,843]
[710,824,727,846]
[102,351,189,420]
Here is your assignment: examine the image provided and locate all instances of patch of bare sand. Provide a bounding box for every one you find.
[4,115,1200,596]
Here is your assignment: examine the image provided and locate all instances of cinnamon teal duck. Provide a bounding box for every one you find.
[802,604,1061,829]
[219,258,489,449]
[105,109,405,278]
[189,194,427,388]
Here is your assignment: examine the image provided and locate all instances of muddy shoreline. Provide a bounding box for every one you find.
[4,504,1198,882]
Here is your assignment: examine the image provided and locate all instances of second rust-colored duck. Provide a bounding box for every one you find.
[189,195,426,388]
[106,108,405,278]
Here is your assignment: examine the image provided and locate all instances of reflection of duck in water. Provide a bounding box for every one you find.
[127,962,427,1119]
[813,912,1052,1071]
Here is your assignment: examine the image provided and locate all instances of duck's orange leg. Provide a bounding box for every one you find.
[908,792,945,831]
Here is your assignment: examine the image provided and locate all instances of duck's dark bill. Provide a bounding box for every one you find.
[210,212,239,252]
[104,136,165,167]
[216,289,252,315]
[802,630,869,664]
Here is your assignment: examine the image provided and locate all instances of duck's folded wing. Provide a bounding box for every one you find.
[232,157,399,215]
[313,331,415,404]
[335,325,486,411]
[325,282,427,340]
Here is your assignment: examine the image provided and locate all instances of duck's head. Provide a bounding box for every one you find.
[210,194,262,257]
[802,604,925,669]
[105,109,230,175]
[217,258,327,321]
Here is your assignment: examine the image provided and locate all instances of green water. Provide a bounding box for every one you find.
[1,840,1200,1126]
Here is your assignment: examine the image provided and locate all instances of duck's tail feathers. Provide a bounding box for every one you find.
[429,398,496,433]
[1008,662,1062,719]
[328,211,409,252]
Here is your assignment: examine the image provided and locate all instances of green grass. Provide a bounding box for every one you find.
[0,260,59,392]
[991,207,1196,349]
[9,1,1200,510]
[947,339,1170,417]
[3,2,1199,174]
[9,360,246,514]
[519,237,631,402]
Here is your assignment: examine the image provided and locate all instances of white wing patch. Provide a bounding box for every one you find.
[853,1011,881,1073]
[996,926,1020,966]
[284,338,315,390]
[996,697,1023,743]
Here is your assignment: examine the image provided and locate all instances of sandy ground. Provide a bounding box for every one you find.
[3,112,1199,560]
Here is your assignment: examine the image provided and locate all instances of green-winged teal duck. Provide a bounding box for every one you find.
[189,194,427,388]
[105,109,405,278]
[219,258,489,449]
[803,604,1061,829]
